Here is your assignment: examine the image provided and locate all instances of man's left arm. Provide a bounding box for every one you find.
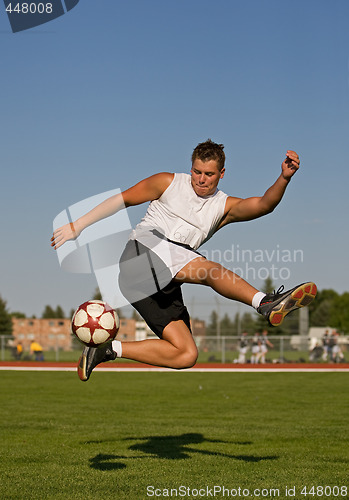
[223,150,300,223]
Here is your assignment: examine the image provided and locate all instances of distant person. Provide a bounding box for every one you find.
[15,342,23,360]
[330,331,344,363]
[322,329,330,361]
[309,342,323,362]
[237,332,249,364]
[250,332,261,364]
[327,331,337,362]
[30,340,44,361]
[51,139,317,381]
[258,329,274,363]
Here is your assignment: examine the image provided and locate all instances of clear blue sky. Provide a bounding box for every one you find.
[1,0,348,322]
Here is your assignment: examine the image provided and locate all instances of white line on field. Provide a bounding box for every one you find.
[1,367,348,373]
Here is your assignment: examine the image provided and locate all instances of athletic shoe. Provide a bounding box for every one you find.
[257,282,317,327]
[77,342,117,382]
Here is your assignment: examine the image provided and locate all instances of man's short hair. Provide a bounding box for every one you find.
[191,139,225,171]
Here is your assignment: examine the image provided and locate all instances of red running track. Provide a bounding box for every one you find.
[1,361,349,371]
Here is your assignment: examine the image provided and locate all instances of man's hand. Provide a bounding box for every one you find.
[282,150,300,180]
[51,222,80,250]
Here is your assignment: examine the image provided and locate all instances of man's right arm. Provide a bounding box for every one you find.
[51,172,173,249]
[122,172,173,207]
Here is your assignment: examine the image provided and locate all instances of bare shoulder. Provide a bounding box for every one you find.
[224,196,242,213]
[152,172,175,190]
[142,172,174,196]
[122,172,174,207]
[217,196,243,228]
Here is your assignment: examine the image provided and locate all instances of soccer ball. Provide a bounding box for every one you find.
[71,300,120,347]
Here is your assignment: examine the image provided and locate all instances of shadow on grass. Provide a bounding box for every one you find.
[89,454,127,471]
[89,433,278,471]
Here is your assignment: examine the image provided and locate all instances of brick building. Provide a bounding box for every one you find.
[191,319,206,337]
[12,317,72,351]
[118,318,136,341]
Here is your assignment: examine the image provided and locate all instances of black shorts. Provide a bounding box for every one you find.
[118,239,191,338]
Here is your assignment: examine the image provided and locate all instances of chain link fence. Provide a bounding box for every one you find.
[2,334,346,364]
[195,335,311,364]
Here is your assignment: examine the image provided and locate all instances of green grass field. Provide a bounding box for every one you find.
[1,371,348,500]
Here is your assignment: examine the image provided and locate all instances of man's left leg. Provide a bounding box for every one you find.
[174,257,259,304]
[175,257,317,327]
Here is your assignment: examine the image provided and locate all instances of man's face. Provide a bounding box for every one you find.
[190,158,225,197]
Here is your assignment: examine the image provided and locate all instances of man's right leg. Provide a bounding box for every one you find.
[78,319,198,381]
[121,319,198,368]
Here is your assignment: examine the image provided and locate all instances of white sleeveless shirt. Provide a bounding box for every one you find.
[131,173,228,250]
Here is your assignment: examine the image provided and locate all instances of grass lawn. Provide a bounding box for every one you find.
[0,371,348,499]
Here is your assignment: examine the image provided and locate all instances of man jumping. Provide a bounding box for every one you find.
[51,139,317,380]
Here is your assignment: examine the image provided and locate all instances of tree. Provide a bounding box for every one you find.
[307,288,349,333]
[310,299,332,327]
[55,305,65,318]
[41,305,57,319]
[329,292,349,334]
[207,310,218,336]
[0,295,13,337]
[41,305,65,319]
[238,311,257,334]
[10,311,26,318]
[220,313,235,335]
[308,289,338,326]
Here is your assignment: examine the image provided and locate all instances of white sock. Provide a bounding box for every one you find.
[112,340,122,358]
[252,292,266,310]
